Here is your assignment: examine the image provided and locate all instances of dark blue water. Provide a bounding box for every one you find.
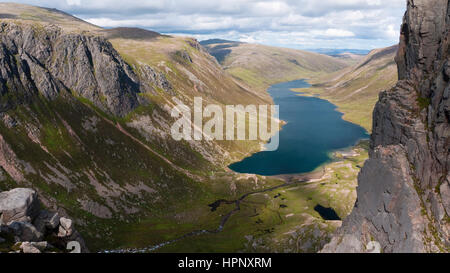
[229,79,369,176]
[314,205,341,220]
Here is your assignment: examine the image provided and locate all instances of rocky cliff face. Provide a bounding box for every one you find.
[0,22,141,117]
[322,0,449,253]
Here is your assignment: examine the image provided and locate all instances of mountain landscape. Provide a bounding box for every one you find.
[301,45,399,131]
[0,0,448,255]
[0,3,350,252]
[201,39,348,91]
[202,40,398,132]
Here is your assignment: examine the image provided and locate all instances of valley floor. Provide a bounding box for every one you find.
[104,141,369,253]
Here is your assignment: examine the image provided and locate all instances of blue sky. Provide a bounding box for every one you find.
[7,0,407,50]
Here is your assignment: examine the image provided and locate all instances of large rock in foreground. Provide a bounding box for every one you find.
[0,188,88,253]
[0,188,40,224]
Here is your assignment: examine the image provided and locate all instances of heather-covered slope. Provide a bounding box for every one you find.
[323,0,449,253]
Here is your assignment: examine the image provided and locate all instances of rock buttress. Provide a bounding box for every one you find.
[322,0,449,253]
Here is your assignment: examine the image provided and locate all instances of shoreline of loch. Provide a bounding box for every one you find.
[228,78,369,176]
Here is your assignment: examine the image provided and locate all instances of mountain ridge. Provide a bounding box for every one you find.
[201,38,349,91]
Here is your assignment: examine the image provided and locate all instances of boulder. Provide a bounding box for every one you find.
[59,217,72,230]
[20,241,50,253]
[0,188,88,252]
[0,188,40,225]
[20,242,42,253]
[8,221,43,242]
[33,210,60,234]
[58,217,73,237]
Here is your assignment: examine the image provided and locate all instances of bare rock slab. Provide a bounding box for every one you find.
[0,188,40,225]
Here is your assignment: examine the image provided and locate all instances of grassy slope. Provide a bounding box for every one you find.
[111,36,271,105]
[0,94,289,251]
[331,53,366,65]
[202,40,348,91]
[0,2,100,32]
[0,97,201,249]
[109,35,275,165]
[298,45,398,132]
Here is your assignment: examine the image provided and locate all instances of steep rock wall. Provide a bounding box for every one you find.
[323,0,449,253]
[0,22,141,116]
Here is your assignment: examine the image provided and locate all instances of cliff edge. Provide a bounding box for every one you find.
[322,0,449,253]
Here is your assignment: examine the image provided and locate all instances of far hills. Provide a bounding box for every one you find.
[301,45,398,131]
[201,39,398,132]
[200,39,348,91]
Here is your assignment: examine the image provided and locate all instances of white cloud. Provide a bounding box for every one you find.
[9,0,407,49]
[324,28,355,37]
[386,24,399,39]
[238,34,260,44]
[66,0,81,6]
[252,1,291,16]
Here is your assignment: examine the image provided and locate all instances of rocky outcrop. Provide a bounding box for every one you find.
[138,64,173,94]
[0,188,40,224]
[175,50,193,64]
[0,22,141,116]
[323,0,449,253]
[0,188,87,253]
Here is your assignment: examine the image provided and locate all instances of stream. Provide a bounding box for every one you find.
[103,79,368,253]
[103,172,319,253]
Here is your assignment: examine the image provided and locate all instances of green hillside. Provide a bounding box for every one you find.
[201,39,348,91]
[299,45,398,131]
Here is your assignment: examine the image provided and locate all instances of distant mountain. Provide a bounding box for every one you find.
[308,48,371,56]
[200,39,244,63]
[200,39,243,46]
[101,27,163,40]
[301,45,398,131]
[202,39,348,90]
[0,2,100,31]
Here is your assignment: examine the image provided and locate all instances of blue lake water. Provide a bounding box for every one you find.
[229,79,369,176]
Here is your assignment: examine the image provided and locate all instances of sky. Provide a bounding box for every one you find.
[8,0,407,50]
